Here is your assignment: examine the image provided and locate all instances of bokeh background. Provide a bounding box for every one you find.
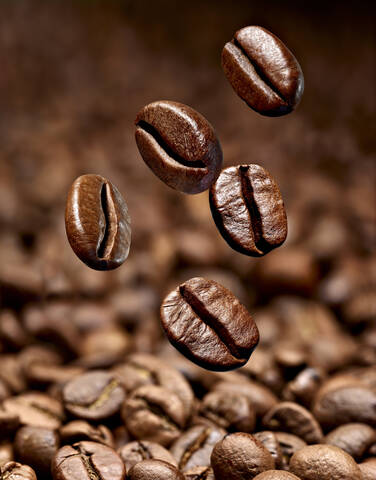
[0,0,375,373]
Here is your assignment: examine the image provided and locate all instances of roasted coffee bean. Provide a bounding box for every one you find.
[312,384,376,429]
[135,101,223,194]
[289,444,362,480]
[209,165,287,257]
[0,461,36,480]
[161,277,259,371]
[198,390,255,432]
[254,431,283,469]
[282,367,324,407]
[25,362,84,388]
[254,472,301,480]
[0,443,13,466]
[274,432,307,471]
[63,370,125,421]
[171,425,225,472]
[211,432,275,479]
[0,311,29,351]
[3,392,64,429]
[184,466,215,480]
[60,420,114,448]
[324,423,376,460]
[0,408,19,439]
[121,385,186,447]
[113,353,194,418]
[128,459,184,480]
[263,402,323,444]
[118,440,177,471]
[65,174,131,270]
[359,458,376,480]
[52,441,126,480]
[221,26,304,116]
[14,426,59,476]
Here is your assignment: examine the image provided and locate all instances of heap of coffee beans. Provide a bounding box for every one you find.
[0,20,374,480]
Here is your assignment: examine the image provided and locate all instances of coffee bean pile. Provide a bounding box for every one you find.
[0,18,375,480]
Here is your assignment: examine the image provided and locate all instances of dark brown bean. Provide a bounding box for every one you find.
[209,165,287,257]
[289,444,362,480]
[160,277,259,371]
[65,174,131,270]
[52,441,126,480]
[0,443,14,466]
[274,432,307,471]
[0,461,37,480]
[135,101,223,194]
[254,431,283,469]
[222,26,304,116]
[211,432,275,479]
[128,459,184,480]
[60,420,114,448]
[63,370,125,421]
[118,440,177,471]
[324,423,376,460]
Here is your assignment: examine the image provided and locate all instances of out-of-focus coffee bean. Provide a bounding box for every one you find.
[121,385,186,447]
[25,362,84,388]
[211,432,275,479]
[0,442,13,466]
[0,355,26,393]
[0,461,37,480]
[135,101,223,194]
[282,367,325,407]
[0,311,29,351]
[263,402,323,444]
[221,26,303,116]
[254,431,283,469]
[274,432,307,471]
[60,420,114,448]
[184,466,215,480]
[65,174,131,270]
[324,423,375,461]
[0,408,20,439]
[290,444,362,480]
[118,440,177,471]
[253,472,302,480]
[14,425,59,476]
[359,458,376,480]
[170,425,225,472]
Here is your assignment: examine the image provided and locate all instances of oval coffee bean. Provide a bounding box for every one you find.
[359,458,376,480]
[65,174,131,270]
[161,277,259,371]
[222,26,304,116]
[262,402,323,444]
[324,423,376,460]
[135,101,223,194]
[60,420,114,447]
[171,425,225,472]
[211,432,275,479]
[254,472,301,480]
[210,165,287,257]
[274,432,307,470]
[128,459,184,480]
[52,441,126,480]
[118,440,177,471]
[14,426,59,476]
[63,370,125,421]
[254,431,283,469]
[289,444,362,480]
[0,462,37,480]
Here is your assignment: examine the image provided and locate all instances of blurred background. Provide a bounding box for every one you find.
[0,0,375,375]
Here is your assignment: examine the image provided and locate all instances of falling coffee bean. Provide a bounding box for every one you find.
[65,174,131,270]
[160,277,259,371]
[222,26,304,116]
[135,101,223,194]
[210,165,287,257]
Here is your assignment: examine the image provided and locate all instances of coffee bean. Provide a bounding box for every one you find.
[324,423,376,460]
[52,441,126,480]
[312,384,376,429]
[221,26,304,116]
[170,425,225,472]
[210,165,287,257]
[254,472,301,480]
[282,367,324,407]
[121,385,186,447]
[199,391,255,432]
[289,444,362,480]
[135,101,223,194]
[211,432,275,479]
[161,277,259,371]
[0,461,37,480]
[0,408,19,439]
[14,425,59,476]
[60,420,114,448]
[3,392,64,429]
[63,370,125,421]
[263,402,323,444]
[254,431,283,469]
[359,458,376,480]
[274,432,307,471]
[128,459,184,480]
[0,443,13,466]
[65,174,131,270]
[184,466,215,480]
[118,440,177,471]
[113,353,194,418]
